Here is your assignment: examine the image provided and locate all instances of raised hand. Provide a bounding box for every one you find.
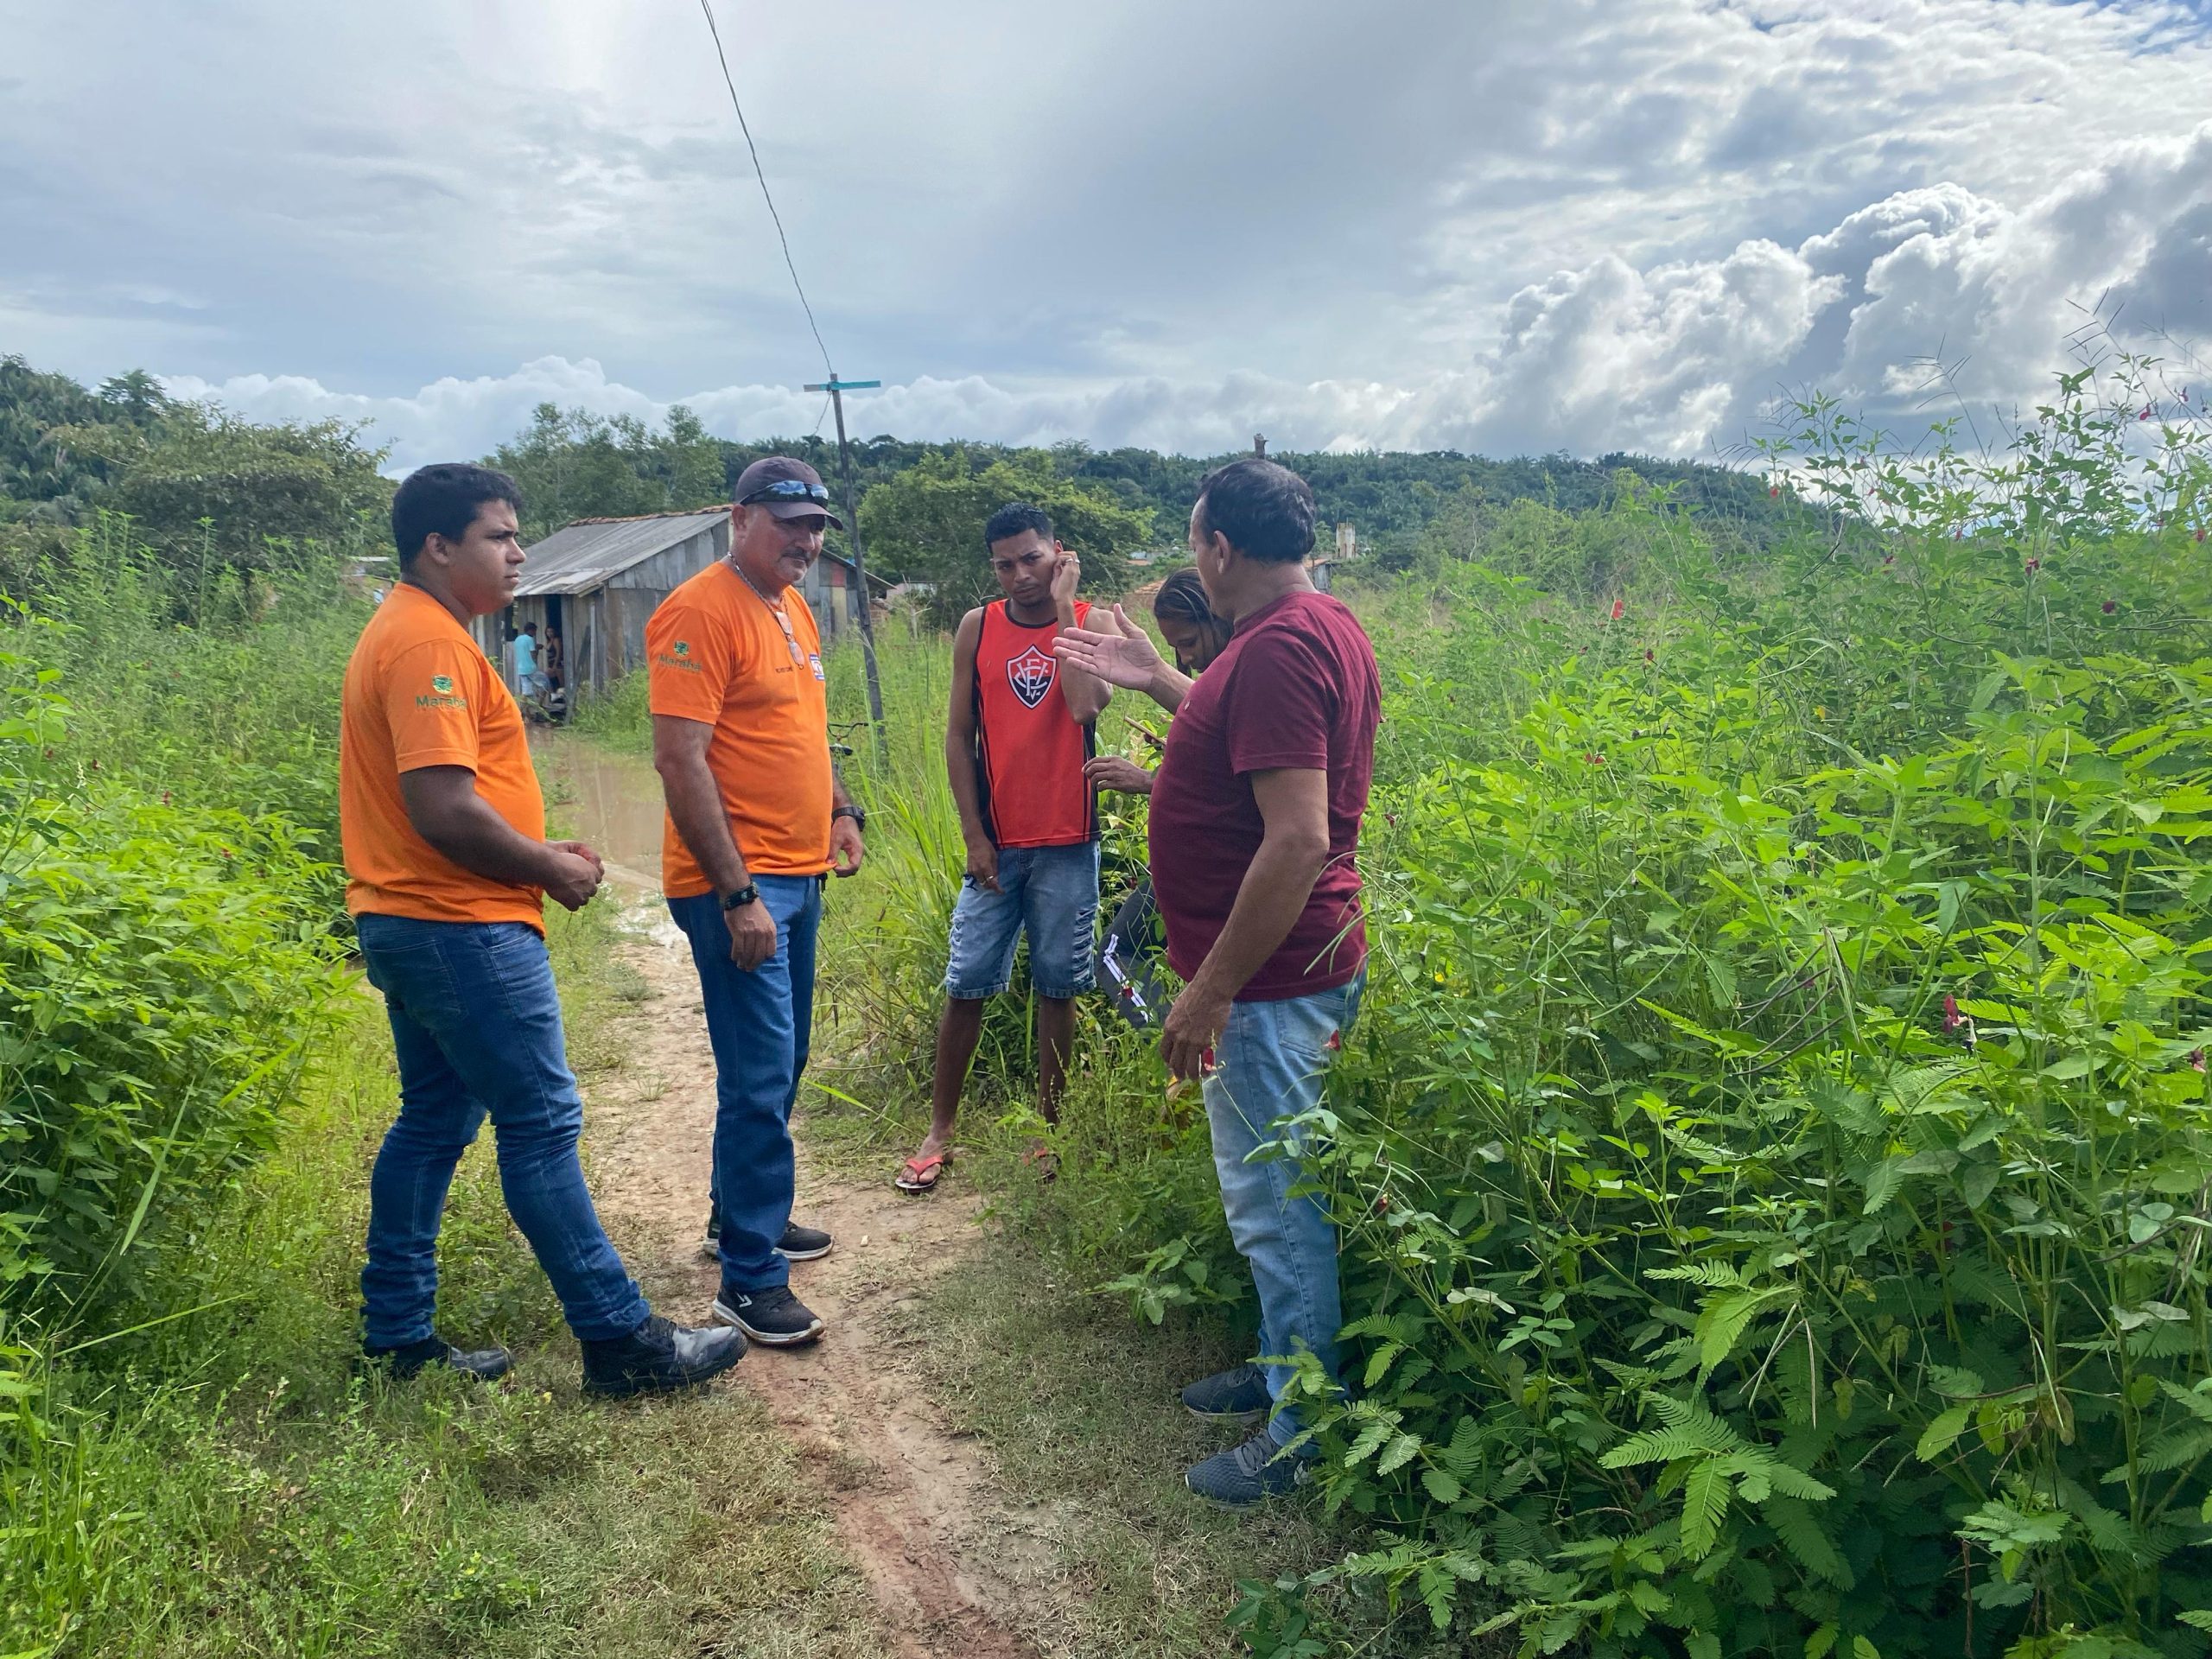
[1050,550,1082,607]
[1052,603,1166,690]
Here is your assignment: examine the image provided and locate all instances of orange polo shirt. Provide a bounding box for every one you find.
[646,560,833,895]
[340,582,548,931]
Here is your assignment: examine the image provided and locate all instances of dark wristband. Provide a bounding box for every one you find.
[720,883,760,912]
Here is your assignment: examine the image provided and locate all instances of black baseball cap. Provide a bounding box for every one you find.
[733,456,844,529]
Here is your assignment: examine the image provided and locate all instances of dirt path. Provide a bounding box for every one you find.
[579,880,1052,1659]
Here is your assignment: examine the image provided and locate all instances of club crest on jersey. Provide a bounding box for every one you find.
[1007,645,1056,709]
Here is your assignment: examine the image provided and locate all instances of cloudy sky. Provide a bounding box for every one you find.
[5,1,2211,468]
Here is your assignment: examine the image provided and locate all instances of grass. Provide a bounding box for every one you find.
[906,1243,1469,1659]
[6,899,890,1659]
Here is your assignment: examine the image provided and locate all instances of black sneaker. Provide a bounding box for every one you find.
[776,1221,833,1262]
[1180,1362,1270,1423]
[364,1333,512,1382]
[580,1313,745,1398]
[712,1283,825,1346]
[1185,1430,1313,1508]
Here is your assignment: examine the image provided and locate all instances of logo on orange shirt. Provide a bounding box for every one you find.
[416,673,467,709]
[1007,645,1055,709]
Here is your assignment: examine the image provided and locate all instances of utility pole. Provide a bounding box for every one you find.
[804,374,887,753]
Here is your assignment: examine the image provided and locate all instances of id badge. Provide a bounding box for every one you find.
[808,652,826,682]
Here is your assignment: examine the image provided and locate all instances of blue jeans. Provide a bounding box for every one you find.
[944,842,1100,999]
[1204,972,1365,1446]
[356,914,650,1348]
[667,874,822,1294]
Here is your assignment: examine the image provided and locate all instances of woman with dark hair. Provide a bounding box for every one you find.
[1083,570,1230,797]
[1084,570,1232,1027]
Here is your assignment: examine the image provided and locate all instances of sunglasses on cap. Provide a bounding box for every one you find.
[741,479,833,507]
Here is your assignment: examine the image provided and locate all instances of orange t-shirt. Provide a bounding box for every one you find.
[646,560,833,895]
[340,582,548,931]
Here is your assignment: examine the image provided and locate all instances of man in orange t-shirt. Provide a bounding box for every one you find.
[648,456,866,1350]
[343,462,741,1399]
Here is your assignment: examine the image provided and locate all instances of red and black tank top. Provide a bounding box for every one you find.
[973,599,1096,849]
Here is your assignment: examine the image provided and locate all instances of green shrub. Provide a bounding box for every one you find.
[0,623,340,1329]
[817,350,2212,1656]
[1276,645,2212,1655]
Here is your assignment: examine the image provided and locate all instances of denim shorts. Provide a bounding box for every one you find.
[944,841,1100,1000]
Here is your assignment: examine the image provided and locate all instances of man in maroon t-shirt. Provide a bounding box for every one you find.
[1057,458,1380,1507]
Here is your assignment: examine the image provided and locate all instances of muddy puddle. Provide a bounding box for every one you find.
[531,728,668,893]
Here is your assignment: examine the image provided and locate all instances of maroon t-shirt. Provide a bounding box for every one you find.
[1147,588,1380,1001]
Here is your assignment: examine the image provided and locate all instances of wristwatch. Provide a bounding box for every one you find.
[720,882,760,912]
[832,804,868,832]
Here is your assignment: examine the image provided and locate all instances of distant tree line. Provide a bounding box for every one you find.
[3,353,1798,603]
[1,355,393,596]
[485,404,1800,581]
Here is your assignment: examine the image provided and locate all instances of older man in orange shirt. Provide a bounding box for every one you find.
[343,462,742,1397]
[650,457,866,1351]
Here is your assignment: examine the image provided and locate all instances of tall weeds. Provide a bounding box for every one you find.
[815,358,2212,1657]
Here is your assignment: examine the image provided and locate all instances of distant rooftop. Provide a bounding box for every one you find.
[515,508,728,598]
[518,507,868,597]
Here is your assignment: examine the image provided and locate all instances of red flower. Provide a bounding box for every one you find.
[2024,557,2040,573]
[1942,995,1963,1033]
[1643,649,1655,663]
[162,791,172,804]
[2192,1048,2207,1074]
[2198,529,2207,543]
[1882,553,1895,567]
[1384,812,1397,828]
[1584,752,1605,766]
[2139,406,2153,421]
[220,847,233,860]
[1325,1030,1342,1052]
[1609,599,1624,621]
[1769,486,1779,498]
[2102,601,2117,614]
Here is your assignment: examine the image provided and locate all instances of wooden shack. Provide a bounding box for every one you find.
[476,508,868,698]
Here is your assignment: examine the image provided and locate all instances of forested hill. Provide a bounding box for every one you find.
[488,403,1790,556]
[4,354,1791,572]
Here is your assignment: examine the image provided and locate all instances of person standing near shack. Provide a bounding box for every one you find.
[1056,458,1380,1506]
[895,503,1110,1194]
[648,456,866,1350]
[342,461,743,1397]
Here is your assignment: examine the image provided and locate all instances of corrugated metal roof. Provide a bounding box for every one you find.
[515,509,728,597]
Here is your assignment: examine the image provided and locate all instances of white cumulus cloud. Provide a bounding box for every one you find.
[165,119,2212,471]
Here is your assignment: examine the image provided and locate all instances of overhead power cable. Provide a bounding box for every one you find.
[696,0,835,378]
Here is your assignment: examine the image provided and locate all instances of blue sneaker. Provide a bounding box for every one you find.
[1185,1431,1312,1508]
[1180,1363,1270,1423]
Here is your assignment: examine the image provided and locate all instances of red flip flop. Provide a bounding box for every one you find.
[895,1151,949,1194]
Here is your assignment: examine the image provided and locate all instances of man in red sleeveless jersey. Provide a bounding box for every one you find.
[895,503,1110,1193]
